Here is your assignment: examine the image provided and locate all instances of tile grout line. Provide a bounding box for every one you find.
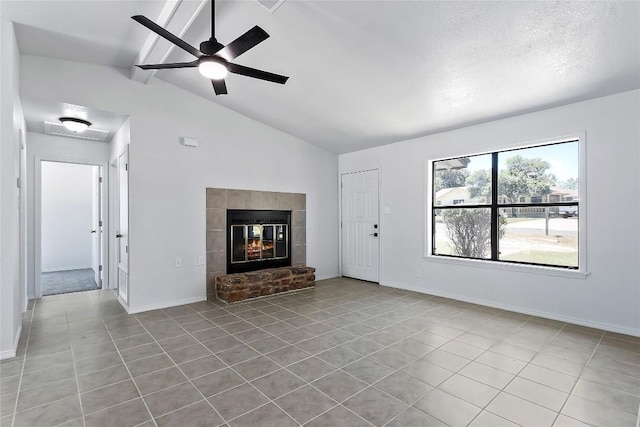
[48,288,489,426]
[464,319,586,427]
[9,297,35,427]
[132,305,237,426]
[99,296,159,427]
[165,299,352,425]
[7,286,422,426]
[550,331,606,426]
[12,282,636,427]
[176,305,328,426]
[142,299,370,425]
[65,308,88,427]
[460,317,567,426]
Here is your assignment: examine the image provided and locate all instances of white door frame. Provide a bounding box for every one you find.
[18,130,27,311]
[339,167,382,282]
[115,149,129,306]
[91,166,103,287]
[108,158,118,291]
[33,156,110,298]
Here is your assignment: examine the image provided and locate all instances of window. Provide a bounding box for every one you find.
[432,140,580,269]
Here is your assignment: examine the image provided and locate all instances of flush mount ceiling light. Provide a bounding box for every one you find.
[59,117,92,133]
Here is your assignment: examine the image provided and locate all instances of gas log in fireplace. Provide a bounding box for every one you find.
[226,209,291,274]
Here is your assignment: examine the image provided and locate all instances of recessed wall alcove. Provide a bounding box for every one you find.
[205,188,306,300]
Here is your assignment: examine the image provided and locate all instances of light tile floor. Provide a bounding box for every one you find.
[1,277,639,427]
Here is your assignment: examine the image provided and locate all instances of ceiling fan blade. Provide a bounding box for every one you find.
[132,15,202,58]
[218,26,269,60]
[136,60,199,70]
[228,63,289,84]
[212,79,228,95]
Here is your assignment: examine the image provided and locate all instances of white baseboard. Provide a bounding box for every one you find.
[0,325,22,360]
[382,281,640,338]
[126,296,207,314]
[0,349,16,360]
[117,294,130,313]
[316,273,340,281]
[42,265,92,273]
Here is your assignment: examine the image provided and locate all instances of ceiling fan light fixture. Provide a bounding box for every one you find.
[59,117,91,133]
[198,58,228,80]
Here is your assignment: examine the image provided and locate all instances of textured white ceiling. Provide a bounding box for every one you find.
[5,0,165,67]
[6,0,640,153]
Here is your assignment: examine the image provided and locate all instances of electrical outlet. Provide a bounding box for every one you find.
[175,257,182,268]
[198,256,205,266]
[415,269,422,278]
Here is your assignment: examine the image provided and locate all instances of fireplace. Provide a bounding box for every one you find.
[227,209,292,274]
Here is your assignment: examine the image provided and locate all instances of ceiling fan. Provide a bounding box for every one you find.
[131,0,289,95]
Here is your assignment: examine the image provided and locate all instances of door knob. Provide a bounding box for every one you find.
[369,232,378,237]
[116,234,123,238]
[91,230,96,233]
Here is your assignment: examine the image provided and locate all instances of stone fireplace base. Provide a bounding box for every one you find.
[214,266,316,303]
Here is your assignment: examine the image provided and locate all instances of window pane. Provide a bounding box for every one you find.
[434,154,492,206]
[434,208,491,259]
[498,141,578,205]
[498,206,578,268]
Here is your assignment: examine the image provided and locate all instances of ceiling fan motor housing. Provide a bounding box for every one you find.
[200,38,225,55]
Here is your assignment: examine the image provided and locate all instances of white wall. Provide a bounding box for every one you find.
[0,18,27,359]
[20,55,339,313]
[110,117,130,162]
[340,89,640,336]
[41,161,94,272]
[25,132,111,298]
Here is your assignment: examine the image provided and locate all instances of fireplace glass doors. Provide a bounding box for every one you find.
[227,210,291,273]
[231,224,288,263]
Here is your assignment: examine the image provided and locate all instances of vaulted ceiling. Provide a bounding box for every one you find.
[4,0,640,153]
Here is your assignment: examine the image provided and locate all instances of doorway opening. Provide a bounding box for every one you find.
[40,161,104,296]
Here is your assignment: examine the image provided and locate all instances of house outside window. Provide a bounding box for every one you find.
[432,139,580,269]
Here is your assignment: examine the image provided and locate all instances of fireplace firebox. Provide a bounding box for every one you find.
[226,209,292,274]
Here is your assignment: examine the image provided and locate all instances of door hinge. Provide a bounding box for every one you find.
[126,245,128,253]
[99,265,103,271]
[99,220,103,227]
[125,163,128,171]
[98,177,103,183]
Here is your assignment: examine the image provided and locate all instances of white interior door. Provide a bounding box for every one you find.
[91,167,103,287]
[341,169,380,282]
[117,151,129,303]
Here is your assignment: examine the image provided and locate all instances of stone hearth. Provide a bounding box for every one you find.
[216,266,316,303]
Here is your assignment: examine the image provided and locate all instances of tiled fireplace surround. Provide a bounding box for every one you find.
[206,188,307,301]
